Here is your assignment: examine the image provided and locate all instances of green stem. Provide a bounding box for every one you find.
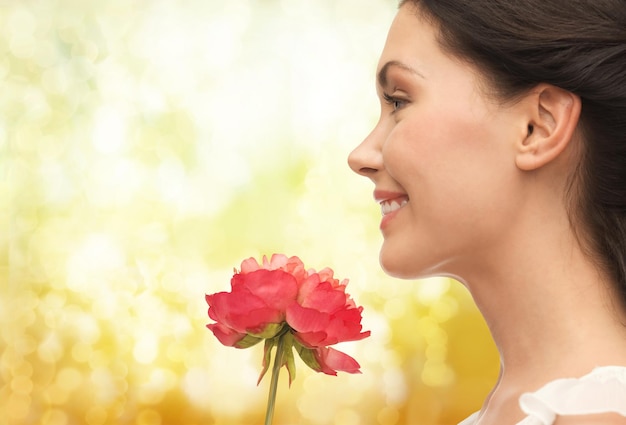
[264,335,285,425]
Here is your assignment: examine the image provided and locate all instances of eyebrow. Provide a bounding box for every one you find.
[377,60,425,88]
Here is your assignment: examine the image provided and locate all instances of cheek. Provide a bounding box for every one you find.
[383,108,482,180]
[386,109,515,215]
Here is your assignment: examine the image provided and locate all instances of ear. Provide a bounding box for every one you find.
[515,84,582,171]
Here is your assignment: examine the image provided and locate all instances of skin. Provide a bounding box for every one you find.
[348,4,626,425]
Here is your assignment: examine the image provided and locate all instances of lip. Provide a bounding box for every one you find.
[374,190,409,230]
[373,190,409,203]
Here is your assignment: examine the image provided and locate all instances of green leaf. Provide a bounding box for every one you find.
[250,322,285,339]
[294,340,321,372]
[257,338,276,385]
[282,333,297,386]
[235,334,263,349]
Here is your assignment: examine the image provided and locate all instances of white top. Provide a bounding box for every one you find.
[458,366,626,425]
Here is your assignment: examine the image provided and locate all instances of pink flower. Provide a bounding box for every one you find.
[206,254,370,379]
[287,268,370,348]
[206,254,302,348]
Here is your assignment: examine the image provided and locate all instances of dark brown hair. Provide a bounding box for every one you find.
[400,0,626,308]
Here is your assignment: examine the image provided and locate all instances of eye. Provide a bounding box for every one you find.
[382,92,407,112]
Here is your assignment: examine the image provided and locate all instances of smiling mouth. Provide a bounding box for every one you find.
[380,197,409,216]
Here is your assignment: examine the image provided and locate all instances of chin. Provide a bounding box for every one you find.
[379,249,425,280]
[379,246,456,281]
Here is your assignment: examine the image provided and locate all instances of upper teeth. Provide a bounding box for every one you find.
[380,198,408,216]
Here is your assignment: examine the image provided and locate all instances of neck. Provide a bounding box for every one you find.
[471,252,626,381]
[457,207,626,420]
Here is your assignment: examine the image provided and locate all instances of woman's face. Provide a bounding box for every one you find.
[348,5,527,279]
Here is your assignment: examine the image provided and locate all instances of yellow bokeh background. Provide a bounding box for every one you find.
[1,1,499,424]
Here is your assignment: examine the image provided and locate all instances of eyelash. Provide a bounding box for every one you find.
[382,92,406,112]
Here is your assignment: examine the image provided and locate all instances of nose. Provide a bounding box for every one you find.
[348,124,384,179]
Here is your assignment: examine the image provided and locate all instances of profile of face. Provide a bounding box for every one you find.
[348,5,530,280]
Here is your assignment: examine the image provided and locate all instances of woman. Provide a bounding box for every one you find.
[348,0,626,424]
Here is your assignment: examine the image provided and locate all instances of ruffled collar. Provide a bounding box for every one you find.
[458,366,626,425]
[518,366,626,424]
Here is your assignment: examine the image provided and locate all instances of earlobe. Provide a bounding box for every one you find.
[515,85,581,171]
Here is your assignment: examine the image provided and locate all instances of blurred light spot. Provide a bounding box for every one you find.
[38,332,64,363]
[138,368,177,404]
[34,39,60,68]
[67,234,125,290]
[7,393,31,420]
[138,81,167,116]
[415,277,450,303]
[425,342,447,362]
[47,386,70,405]
[8,8,36,59]
[110,361,129,379]
[417,317,445,342]
[334,408,360,425]
[88,158,145,207]
[90,367,117,404]
[166,344,185,363]
[39,161,76,206]
[70,57,97,82]
[298,391,338,424]
[430,296,459,323]
[93,292,119,319]
[151,368,177,388]
[71,342,92,363]
[2,349,21,371]
[383,368,407,405]
[73,313,101,344]
[13,335,37,356]
[42,408,68,425]
[136,409,161,425]
[377,406,400,425]
[41,66,70,95]
[23,87,51,123]
[171,315,192,339]
[0,120,7,151]
[182,367,211,408]
[12,360,34,378]
[383,297,406,320]
[133,333,158,364]
[92,105,127,155]
[156,158,188,207]
[85,406,108,425]
[11,376,33,395]
[137,222,169,245]
[421,360,455,388]
[55,367,83,392]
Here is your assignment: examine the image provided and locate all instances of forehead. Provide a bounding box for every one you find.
[377,6,491,94]
[377,5,439,78]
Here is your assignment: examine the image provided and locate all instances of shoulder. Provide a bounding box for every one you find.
[519,366,626,424]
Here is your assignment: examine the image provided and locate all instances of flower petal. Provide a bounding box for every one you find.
[240,257,261,273]
[267,253,289,269]
[293,331,329,348]
[315,347,362,375]
[232,269,298,311]
[230,307,283,334]
[286,303,330,333]
[324,317,370,344]
[207,291,271,332]
[300,284,347,313]
[326,308,371,342]
[206,323,248,347]
[281,256,307,283]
